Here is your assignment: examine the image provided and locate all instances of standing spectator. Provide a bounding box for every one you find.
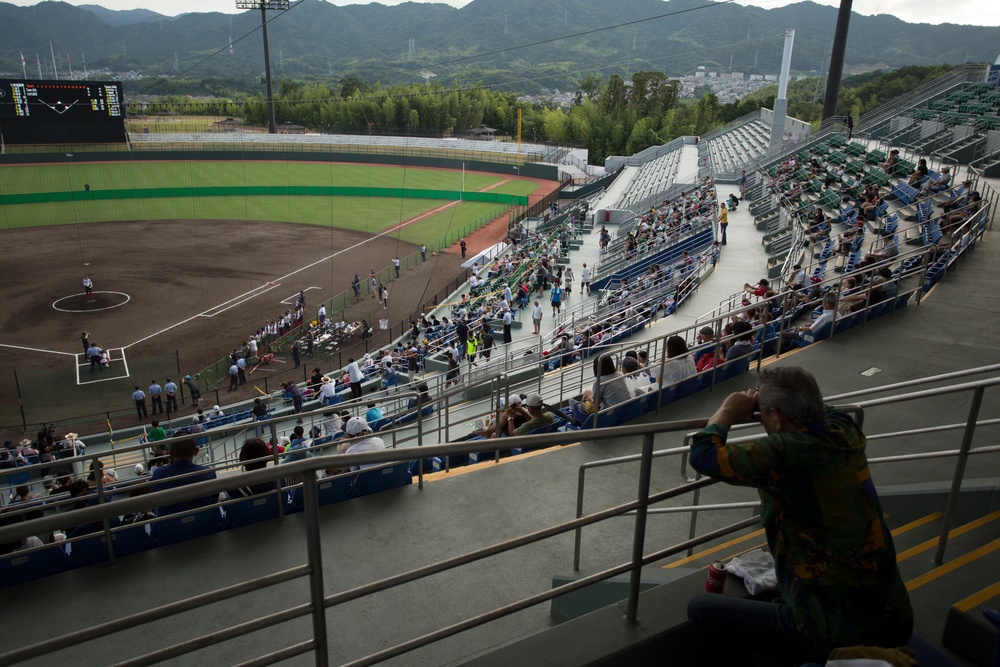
[502,309,513,344]
[346,358,364,400]
[132,386,148,420]
[369,270,377,298]
[460,238,467,259]
[550,283,563,317]
[393,256,401,278]
[317,304,327,325]
[352,274,362,302]
[283,382,303,413]
[150,438,218,516]
[381,285,390,310]
[846,113,854,139]
[147,420,167,457]
[228,362,239,391]
[291,340,301,368]
[456,319,469,359]
[421,244,427,261]
[564,266,574,295]
[531,300,543,335]
[164,378,179,413]
[149,380,164,415]
[580,263,592,294]
[719,203,729,245]
[183,375,201,407]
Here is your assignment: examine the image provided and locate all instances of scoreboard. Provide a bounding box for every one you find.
[0,79,127,145]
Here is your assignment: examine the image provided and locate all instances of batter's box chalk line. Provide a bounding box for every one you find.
[76,347,130,386]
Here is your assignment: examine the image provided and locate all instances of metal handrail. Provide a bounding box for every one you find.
[1,367,998,665]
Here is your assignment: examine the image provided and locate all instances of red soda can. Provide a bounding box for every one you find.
[705,561,726,594]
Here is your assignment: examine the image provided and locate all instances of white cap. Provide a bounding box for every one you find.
[134,464,146,476]
[346,417,370,436]
[507,395,522,406]
[524,393,543,407]
[105,468,118,481]
[212,405,220,411]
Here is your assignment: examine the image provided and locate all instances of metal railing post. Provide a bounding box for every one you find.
[301,474,330,667]
[625,432,655,623]
[933,385,985,566]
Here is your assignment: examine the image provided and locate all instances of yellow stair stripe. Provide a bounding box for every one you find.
[891,512,943,537]
[897,510,1000,562]
[664,528,766,568]
[420,442,582,483]
[954,579,1000,613]
[906,537,1000,592]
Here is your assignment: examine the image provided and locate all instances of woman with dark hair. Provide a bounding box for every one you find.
[725,321,756,361]
[657,335,697,386]
[591,355,641,410]
[228,438,275,499]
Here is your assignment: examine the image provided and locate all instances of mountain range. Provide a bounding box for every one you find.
[0,0,997,94]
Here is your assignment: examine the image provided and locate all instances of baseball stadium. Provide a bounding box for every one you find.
[1,62,1000,667]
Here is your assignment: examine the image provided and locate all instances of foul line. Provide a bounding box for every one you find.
[201,283,283,318]
[280,286,322,305]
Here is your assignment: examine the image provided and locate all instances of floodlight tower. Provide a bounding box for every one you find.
[235,0,288,134]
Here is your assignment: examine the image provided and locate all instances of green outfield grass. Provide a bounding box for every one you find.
[0,159,540,249]
[0,161,512,195]
[0,196,504,244]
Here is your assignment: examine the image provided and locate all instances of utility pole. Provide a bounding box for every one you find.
[235,0,288,134]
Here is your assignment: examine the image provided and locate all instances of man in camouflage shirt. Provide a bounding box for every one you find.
[687,366,912,666]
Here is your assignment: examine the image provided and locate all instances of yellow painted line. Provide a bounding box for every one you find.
[906,537,1000,592]
[891,512,943,537]
[664,528,766,568]
[897,510,1000,562]
[420,441,582,483]
[953,579,1000,612]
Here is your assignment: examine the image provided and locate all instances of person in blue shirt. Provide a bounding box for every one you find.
[150,438,218,516]
[149,380,163,415]
[365,403,383,424]
[132,386,148,420]
[282,426,313,464]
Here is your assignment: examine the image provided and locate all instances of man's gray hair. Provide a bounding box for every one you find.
[823,291,838,310]
[757,366,826,428]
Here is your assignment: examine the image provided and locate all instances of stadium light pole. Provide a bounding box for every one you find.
[821,0,853,124]
[235,0,288,134]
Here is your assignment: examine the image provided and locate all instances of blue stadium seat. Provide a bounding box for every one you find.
[152,507,225,547]
[0,543,68,587]
[350,462,413,498]
[65,524,152,568]
[317,476,352,506]
[223,493,279,528]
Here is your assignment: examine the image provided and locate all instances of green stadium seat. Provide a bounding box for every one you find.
[845,142,866,157]
[866,149,886,165]
[976,116,1000,131]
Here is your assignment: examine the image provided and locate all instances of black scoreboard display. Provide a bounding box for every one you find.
[0,79,127,145]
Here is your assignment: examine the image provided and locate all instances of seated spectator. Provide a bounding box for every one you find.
[150,438,218,516]
[941,180,972,213]
[365,403,383,424]
[282,426,313,464]
[512,393,555,435]
[780,292,839,346]
[592,355,644,410]
[317,376,337,404]
[922,166,951,194]
[865,234,899,263]
[743,278,771,299]
[336,418,386,471]
[906,158,928,187]
[691,327,718,366]
[881,149,900,175]
[228,438,276,498]
[407,383,432,411]
[0,511,44,554]
[724,321,755,360]
[656,335,697,386]
[687,367,912,665]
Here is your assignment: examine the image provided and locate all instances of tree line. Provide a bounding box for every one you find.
[127,65,954,166]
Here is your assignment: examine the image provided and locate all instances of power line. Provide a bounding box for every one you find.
[412,0,741,72]
[138,0,308,97]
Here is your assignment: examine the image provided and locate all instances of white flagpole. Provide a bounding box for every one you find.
[49,41,58,80]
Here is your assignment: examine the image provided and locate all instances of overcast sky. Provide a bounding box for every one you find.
[8,0,1000,26]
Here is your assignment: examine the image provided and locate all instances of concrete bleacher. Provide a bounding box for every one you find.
[613,147,682,209]
[705,118,772,176]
